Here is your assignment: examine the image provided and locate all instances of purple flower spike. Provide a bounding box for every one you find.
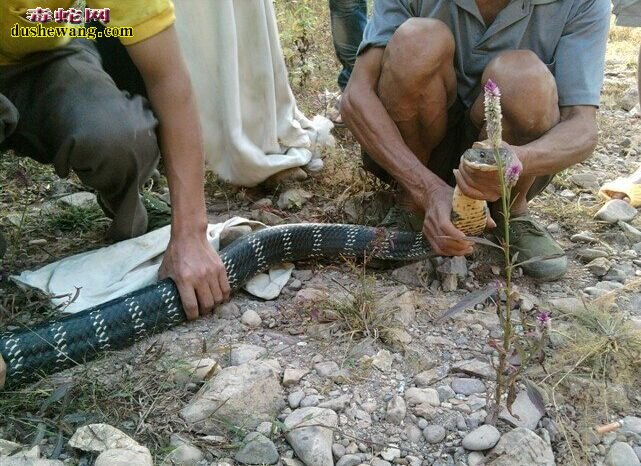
[484,79,501,98]
[505,156,523,187]
[536,311,552,328]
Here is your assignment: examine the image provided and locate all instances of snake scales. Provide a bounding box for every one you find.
[0,148,499,389]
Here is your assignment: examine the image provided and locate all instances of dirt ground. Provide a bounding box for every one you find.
[1,3,641,466]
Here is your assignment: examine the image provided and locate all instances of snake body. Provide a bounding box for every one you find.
[0,148,499,389]
[0,224,430,388]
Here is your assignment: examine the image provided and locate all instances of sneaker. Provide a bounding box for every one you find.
[494,216,567,281]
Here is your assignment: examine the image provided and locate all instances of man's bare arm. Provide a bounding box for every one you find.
[341,48,472,256]
[126,26,230,319]
[518,106,598,176]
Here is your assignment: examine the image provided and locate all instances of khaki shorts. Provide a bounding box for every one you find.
[613,0,641,27]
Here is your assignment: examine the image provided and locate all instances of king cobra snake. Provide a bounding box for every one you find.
[0,147,501,389]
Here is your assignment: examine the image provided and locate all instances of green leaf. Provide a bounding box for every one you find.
[513,253,565,268]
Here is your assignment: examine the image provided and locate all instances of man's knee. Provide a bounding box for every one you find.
[67,114,159,190]
[480,50,559,137]
[383,18,455,87]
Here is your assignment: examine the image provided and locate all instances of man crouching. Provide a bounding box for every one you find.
[342,0,611,281]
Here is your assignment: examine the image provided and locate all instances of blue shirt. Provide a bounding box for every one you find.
[359,0,611,107]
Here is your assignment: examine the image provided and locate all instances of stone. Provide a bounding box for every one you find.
[620,86,639,111]
[314,361,340,377]
[499,390,545,431]
[620,221,641,241]
[58,191,98,208]
[391,262,431,287]
[405,387,440,407]
[69,424,143,453]
[372,350,394,372]
[336,454,361,466]
[161,444,204,466]
[452,359,496,380]
[414,368,447,387]
[487,427,554,465]
[423,425,447,444]
[284,407,337,466]
[216,302,241,319]
[0,440,21,456]
[231,344,267,366]
[386,396,407,425]
[300,395,321,408]
[277,189,313,210]
[437,385,456,402]
[571,231,598,243]
[288,390,306,409]
[95,448,153,466]
[576,248,609,263]
[595,200,638,223]
[295,288,328,303]
[547,297,586,313]
[451,377,486,395]
[622,416,641,435]
[252,209,284,225]
[180,360,285,432]
[405,423,424,444]
[438,257,468,278]
[283,368,309,386]
[380,447,401,461]
[332,444,346,460]
[570,173,599,190]
[235,433,279,465]
[318,394,351,412]
[241,310,262,328]
[371,459,392,466]
[441,274,459,292]
[468,452,486,466]
[0,459,63,466]
[587,257,611,277]
[604,265,632,284]
[605,442,641,466]
[462,425,501,451]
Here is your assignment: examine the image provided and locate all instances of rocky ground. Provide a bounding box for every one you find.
[2,7,641,466]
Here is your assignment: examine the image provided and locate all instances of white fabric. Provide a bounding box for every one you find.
[12,218,293,314]
[174,0,333,187]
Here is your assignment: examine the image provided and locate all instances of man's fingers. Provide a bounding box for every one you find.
[485,211,497,229]
[453,170,486,201]
[209,277,224,306]
[176,282,199,320]
[196,281,216,315]
[218,271,231,301]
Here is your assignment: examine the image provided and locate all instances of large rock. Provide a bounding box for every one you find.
[595,200,638,223]
[68,424,143,453]
[499,390,545,430]
[487,428,555,465]
[284,407,338,466]
[622,416,641,435]
[0,459,63,466]
[462,425,501,451]
[235,432,279,465]
[605,442,641,466]
[451,377,486,395]
[0,440,21,456]
[180,360,285,432]
[404,387,440,407]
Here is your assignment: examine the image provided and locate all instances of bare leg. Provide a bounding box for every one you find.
[375,18,457,209]
[470,50,560,216]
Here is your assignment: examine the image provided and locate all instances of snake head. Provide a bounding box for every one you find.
[461,145,512,171]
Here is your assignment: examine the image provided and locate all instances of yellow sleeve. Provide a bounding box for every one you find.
[88,0,175,45]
